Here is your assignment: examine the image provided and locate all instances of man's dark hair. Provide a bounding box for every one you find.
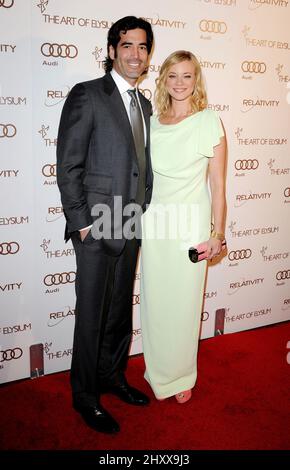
[104,16,154,73]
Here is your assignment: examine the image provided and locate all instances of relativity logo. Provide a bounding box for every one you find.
[234,191,271,208]
[249,0,289,10]
[0,169,19,178]
[131,327,142,343]
[47,306,75,327]
[143,15,186,28]
[241,97,279,112]
[198,56,226,70]
[45,86,69,106]
[46,206,64,222]
[199,0,236,5]
[228,277,264,294]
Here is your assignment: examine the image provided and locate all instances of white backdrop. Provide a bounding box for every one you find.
[1,0,290,384]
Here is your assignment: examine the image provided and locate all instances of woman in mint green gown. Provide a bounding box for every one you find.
[140,51,226,403]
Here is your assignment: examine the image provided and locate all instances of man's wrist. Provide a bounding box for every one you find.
[79,225,92,232]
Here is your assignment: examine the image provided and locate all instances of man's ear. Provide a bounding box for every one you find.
[109,45,115,61]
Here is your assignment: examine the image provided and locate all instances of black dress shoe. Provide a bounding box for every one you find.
[108,381,150,406]
[73,402,120,434]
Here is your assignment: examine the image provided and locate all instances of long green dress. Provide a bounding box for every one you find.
[140,109,224,399]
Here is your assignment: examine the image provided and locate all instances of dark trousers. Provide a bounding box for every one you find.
[70,232,139,407]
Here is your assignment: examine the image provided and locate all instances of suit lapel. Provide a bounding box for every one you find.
[138,91,153,187]
[102,74,135,152]
[138,91,151,150]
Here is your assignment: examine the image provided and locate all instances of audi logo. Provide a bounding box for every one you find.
[241,61,266,73]
[284,187,290,198]
[139,88,152,101]
[42,164,56,177]
[276,270,290,281]
[44,272,76,286]
[41,43,78,59]
[228,249,252,261]
[0,241,20,255]
[132,294,140,305]
[0,347,23,362]
[199,19,227,34]
[0,123,17,138]
[201,311,209,321]
[235,159,259,170]
[0,0,14,7]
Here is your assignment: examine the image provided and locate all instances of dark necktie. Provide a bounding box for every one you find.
[127,89,146,206]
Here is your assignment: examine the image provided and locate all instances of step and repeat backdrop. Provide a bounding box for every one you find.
[1,0,290,384]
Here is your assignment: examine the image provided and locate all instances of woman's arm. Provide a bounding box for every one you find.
[207,127,227,259]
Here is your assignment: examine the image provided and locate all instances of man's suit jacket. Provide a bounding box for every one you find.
[56,73,153,256]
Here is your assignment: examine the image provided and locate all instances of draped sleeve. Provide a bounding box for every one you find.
[197,109,224,158]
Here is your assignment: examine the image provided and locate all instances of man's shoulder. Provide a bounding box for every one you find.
[74,74,113,90]
[78,75,108,90]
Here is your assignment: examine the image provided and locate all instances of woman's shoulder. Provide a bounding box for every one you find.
[150,114,159,126]
[199,108,221,127]
[200,108,219,119]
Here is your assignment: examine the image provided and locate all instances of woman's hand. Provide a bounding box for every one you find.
[206,238,225,260]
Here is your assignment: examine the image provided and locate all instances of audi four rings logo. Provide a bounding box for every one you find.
[201,311,209,321]
[41,43,78,59]
[132,294,140,305]
[228,249,252,261]
[241,61,266,73]
[199,20,227,34]
[284,188,290,197]
[0,0,14,7]
[42,164,56,177]
[0,242,20,255]
[0,124,17,138]
[235,159,259,170]
[276,270,290,281]
[139,88,152,100]
[44,272,76,286]
[0,348,23,362]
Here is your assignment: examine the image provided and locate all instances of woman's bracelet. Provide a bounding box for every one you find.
[211,230,225,241]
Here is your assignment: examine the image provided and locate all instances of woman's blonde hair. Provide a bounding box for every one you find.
[155,50,207,116]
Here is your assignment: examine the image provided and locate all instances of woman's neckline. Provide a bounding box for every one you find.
[157,110,202,126]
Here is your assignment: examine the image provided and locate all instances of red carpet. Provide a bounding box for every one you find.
[0,322,289,450]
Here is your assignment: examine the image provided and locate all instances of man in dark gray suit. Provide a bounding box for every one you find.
[57,16,154,434]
